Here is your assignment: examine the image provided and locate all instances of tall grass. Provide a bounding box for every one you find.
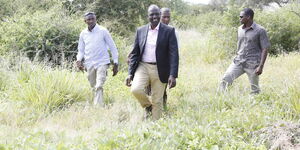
[0,57,91,113]
[0,28,300,149]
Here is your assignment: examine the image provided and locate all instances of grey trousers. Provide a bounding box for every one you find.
[219,63,260,94]
[87,64,109,105]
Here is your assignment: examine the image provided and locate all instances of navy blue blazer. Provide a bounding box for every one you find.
[128,23,179,83]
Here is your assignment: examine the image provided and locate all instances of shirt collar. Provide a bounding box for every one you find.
[250,22,257,29]
[87,24,99,32]
[242,22,256,30]
[148,23,160,31]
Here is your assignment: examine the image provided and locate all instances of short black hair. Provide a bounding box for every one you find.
[148,4,160,12]
[84,12,96,17]
[161,7,171,14]
[242,8,254,19]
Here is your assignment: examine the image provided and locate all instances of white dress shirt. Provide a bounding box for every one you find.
[142,23,160,63]
[77,24,118,69]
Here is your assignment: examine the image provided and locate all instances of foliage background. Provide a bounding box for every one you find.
[0,0,300,149]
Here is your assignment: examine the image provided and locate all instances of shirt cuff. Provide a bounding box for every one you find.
[113,59,118,64]
[76,55,83,61]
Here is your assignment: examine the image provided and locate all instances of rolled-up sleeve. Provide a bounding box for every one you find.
[76,32,85,61]
[104,29,119,63]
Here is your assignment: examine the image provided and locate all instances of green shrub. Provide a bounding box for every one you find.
[0,6,131,66]
[0,0,59,18]
[174,3,300,59]
[256,4,300,55]
[0,6,84,63]
[62,0,164,36]
[222,5,241,27]
[202,26,237,63]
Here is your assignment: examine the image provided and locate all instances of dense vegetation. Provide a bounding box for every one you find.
[0,0,299,63]
[0,0,299,149]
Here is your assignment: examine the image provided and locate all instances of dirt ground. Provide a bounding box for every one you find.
[253,121,300,150]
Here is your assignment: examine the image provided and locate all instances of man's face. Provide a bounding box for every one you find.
[161,12,170,25]
[84,15,96,28]
[148,8,160,27]
[239,11,249,24]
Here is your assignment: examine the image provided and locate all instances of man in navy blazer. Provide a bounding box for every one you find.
[125,5,179,120]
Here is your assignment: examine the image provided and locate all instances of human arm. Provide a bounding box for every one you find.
[126,30,140,87]
[76,32,85,71]
[168,28,179,89]
[104,29,119,76]
[256,29,270,75]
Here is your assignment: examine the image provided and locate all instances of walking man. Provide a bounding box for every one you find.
[160,7,171,25]
[126,5,179,120]
[76,12,119,105]
[219,8,270,94]
[160,7,176,109]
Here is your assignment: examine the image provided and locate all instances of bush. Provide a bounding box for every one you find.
[0,0,59,19]
[0,5,132,66]
[176,3,300,61]
[256,4,300,55]
[202,26,237,63]
[0,6,84,63]
[63,0,164,36]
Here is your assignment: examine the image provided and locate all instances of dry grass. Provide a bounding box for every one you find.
[0,29,299,149]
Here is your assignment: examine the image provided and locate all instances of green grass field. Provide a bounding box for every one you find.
[0,29,300,149]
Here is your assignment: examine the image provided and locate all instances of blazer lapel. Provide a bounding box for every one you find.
[156,24,164,51]
[140,25,149,54]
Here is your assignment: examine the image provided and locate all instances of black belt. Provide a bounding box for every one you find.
[143,62,157,65]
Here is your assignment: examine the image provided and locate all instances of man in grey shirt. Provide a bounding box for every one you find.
[219,8,270,94]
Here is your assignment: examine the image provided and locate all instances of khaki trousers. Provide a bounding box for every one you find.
[87,64,109,105]
[131,62,166,120]
[220,63,260,94]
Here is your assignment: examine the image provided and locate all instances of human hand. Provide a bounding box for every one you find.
[76,61,84,71]
[125,75,132,87]
[255,66,263,75]
[168,75,176,89]
[112,63,118,76]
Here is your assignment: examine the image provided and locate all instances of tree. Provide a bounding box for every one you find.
[231,0,290,8]
[208,0,292,11]
[62,0,164,36]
